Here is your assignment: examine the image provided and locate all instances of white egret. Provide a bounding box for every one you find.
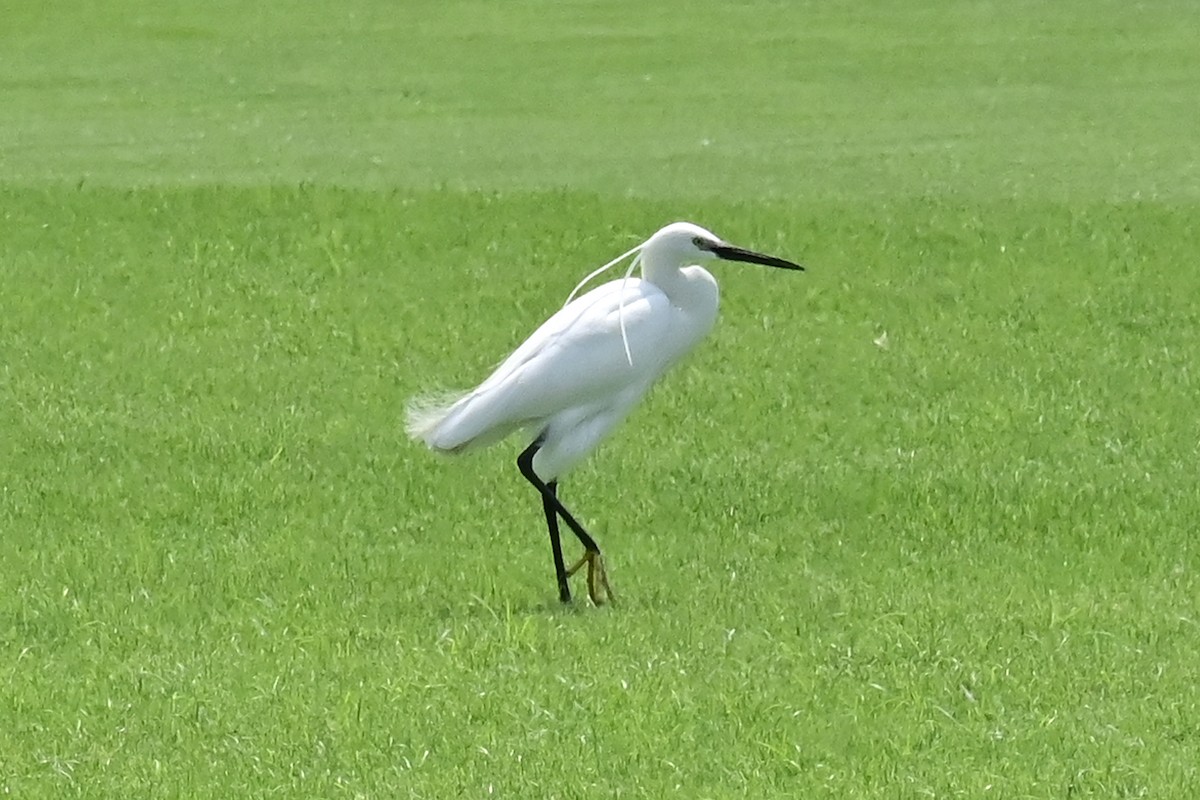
[406,221,803,605]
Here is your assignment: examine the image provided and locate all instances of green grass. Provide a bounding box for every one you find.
[3,1,1200,797]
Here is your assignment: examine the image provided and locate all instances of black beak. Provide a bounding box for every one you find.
[710,243,805,271]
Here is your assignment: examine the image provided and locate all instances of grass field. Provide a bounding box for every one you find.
[3,1,1200,797]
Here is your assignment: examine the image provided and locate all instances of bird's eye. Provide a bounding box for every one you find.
[692,236,710,250]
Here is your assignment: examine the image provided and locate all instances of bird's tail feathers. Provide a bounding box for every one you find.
[405,388,521,454]
[405,390,467,449]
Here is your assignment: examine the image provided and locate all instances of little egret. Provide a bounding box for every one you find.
[407,221,803,605]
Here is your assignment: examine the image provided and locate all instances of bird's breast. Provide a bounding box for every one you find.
[651,266,719,364]
[673,266,720,325]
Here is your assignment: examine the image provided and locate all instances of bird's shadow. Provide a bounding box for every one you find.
[460,584,686,619]
[463,592,617,620]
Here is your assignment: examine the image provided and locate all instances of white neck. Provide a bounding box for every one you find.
[639,251,720,328]
[641,251,696,298]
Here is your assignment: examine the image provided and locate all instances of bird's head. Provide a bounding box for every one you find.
[643,221,804,271]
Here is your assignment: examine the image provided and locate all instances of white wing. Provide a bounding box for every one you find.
[407,277,672,452]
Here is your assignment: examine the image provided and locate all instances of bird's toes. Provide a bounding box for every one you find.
[588,555,614,606]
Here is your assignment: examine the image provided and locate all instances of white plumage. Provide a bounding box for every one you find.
[408,268,716,478]
[407,221,802,605]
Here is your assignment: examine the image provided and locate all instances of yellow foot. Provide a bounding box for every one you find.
[566,550,615,606]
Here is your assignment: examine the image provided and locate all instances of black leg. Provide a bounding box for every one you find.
[517,440,601,554]
[518,440,612,604]
[542,481,571,603]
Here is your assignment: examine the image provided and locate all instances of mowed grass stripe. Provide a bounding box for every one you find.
[2,186,1198,795]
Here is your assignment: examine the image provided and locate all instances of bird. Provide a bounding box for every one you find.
[406,221,804,605]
